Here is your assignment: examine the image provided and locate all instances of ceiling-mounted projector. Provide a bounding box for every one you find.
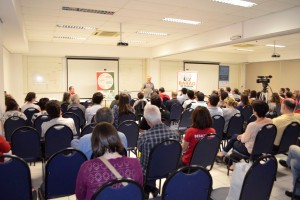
[271,53,280,58]
[117,41,128,46]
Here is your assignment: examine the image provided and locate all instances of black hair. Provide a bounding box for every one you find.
[181,88,188,94]
[209,94,219,106]
[92,92,104,104]
[196,92,205,101]
[150,93,162,108]
[187,90,195,99]
[252,100,269,118]
[45,100,61,118]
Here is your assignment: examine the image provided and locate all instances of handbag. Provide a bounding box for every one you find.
[99,156,128,186]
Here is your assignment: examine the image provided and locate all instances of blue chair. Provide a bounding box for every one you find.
[241,105,253,123]
[117,120,139,156]
[91,178,144,200]
[130,98,138,106]
[145,139,182,192]
[67,106,85,128]
[212,115,225,140]
[224,113,244,141]
[162,166,212,200]
[190,134,221,171]
[38,148,87,199]
[266,110,278,119]
[0,155,34,200]
[24,107,40,126]
[211,155,277,200]
[177,108,193,137]
[119,112,136,125]
[11,126,41,163]
[63,112,81,136]
[33,114,50,138]
[247,114,257,124]
[81,123,97,137]
[4,116,26,142]
[60,102,69,114]
[169,103,183,124]
[44,124,73,159]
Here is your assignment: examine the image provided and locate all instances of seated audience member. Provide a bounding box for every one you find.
[85,92,103,125]
[218,88,225,96]
[279,88,286,99]
[268,92,281,115]
[158,87,170,102]
[133,92,147,109]
[31,97,49,123]
[139,94,170,131]
[41,100,77,138]
[165,90,180,112]
[232,88,241,101]
[222,97,240,132]
[286,91,294,99]
[71,107,127,159]
[0,135,10,162]
[181,106,216,165]
[182,90,197,109]
[67,94,85,114]
[61,92,71,104]
[295,90,300,105]
[249,90,257,104]
[112,93,134,127]
[191,92,207,109]
[272,98,300,151]
[21,92,40,112]
[75,122,143,200]
[138,104,180,197]
[226,87,232,96]
[109,94,119,109]
[1,98,27,134]
[279,145,300,198]
[218,91,228,108]
[286,87,291,93]
[207,94,223,116]
[217,101,272,164]
[236,94,250,111]
[177,87,188,104]
[69,85,76,96]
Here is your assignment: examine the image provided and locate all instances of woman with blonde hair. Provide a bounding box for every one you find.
[222,97,240,132]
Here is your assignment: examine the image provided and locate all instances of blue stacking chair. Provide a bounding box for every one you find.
[162,166,212,200]
[4,116,26,142]
[60,102,69,114]
[91,178,144,200]
[117,120,139,156]
[33,114,50,138]
[67,106,85,128]
[0,155,35,200]
[212,115,225,140]
[63,112,81,136]
[169,103,183,124]
[177,108,193,137]
[81,123,97,137]
[119,112,136,125]
[38,148,87,199]
[241,105,253,124]
[24,107,40,126]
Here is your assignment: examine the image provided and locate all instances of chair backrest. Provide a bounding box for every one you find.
[91,178,145,200]
[11,126,41,162]
[134,100,146,117]
[44,148,87,199]
[241,105,253,123]
[67,106,85,127]
[186,102,195,109]
[190,134,221,170]
[178,108,193,128]
[44,124,73,158]
[226,113,244,138]
[247,114,257,124]
[61,103,69,114]
[277,122,300,154]
[130,98,138,106]
[24,107,40,126]
[33,114,50,138]
[212,115,225,139]
[239,155,277,200]
[63,112,80,136]
[0,155,33,200]
[161,166,212,200]
[81,123,97,137]
[4,116,27,142]
[146,139,182,181]
[251,124,277,159]
[169,103,183,122]
[117,120,139,150]
[119,112,136,125]
[266,111,278,119]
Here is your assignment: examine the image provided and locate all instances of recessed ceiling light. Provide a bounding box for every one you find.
[53,36,86,40]
[123,40,146,44]
[212,0,256,7]
[266,44,285,48]
[136,31,168,36]
[235,48,254,52]
[56,24,96,30]
[62,6,115,15]
[162,18,201,25]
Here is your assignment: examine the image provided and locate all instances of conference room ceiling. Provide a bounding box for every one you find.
[17,0,300,55]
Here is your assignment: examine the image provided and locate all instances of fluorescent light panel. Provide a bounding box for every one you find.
[266,44,285,48]
[235,48,253,52]
[56,24,96,30]
[123,40,146,44]
[162,17,201,25]
[212,0,256,7]
[53,36,86,40]
[136,31,168,36]
[62,6,115,15]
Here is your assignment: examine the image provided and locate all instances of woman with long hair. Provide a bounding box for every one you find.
[21,92,40,112]
[112,93,134,127]
[75,122,143,200]
[269,92,281,115]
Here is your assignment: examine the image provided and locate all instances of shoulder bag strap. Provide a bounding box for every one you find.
[99,157,127,186]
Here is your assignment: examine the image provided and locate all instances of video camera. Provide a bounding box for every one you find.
[256,75,272,92]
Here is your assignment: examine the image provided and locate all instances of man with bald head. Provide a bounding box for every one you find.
[272,98,300,149]
[165,90,180,111]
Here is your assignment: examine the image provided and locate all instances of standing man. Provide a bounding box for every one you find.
[69,86,76,96]
[142,76,154,98]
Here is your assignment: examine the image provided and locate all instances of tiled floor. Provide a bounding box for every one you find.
[29,154,293,200]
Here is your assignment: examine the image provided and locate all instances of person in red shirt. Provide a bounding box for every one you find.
[0,135,11,162]
[181,106,216,165]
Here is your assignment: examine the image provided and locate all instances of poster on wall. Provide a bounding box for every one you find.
[177,71,198,90]
[96,71,115,100]
[219,65,229,88]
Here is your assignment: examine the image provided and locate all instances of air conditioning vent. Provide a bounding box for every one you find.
[62,7,115,15]
[93,31,119,37]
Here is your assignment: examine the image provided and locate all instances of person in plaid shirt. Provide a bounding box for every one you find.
[137,104,180,197]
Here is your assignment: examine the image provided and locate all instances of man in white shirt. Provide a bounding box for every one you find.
[41,100,77,138]
[207,94,223,117]
[177,88,188,104]
[190,92,207,109]
[85,92,103,125]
